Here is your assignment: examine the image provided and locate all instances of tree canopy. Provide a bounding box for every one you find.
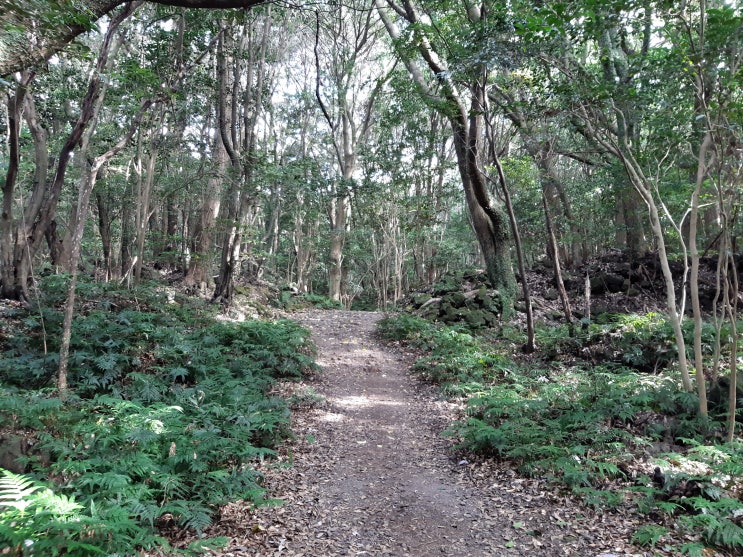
[0,0,269,76]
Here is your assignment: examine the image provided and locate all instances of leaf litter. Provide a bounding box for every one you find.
[187,309,725,557]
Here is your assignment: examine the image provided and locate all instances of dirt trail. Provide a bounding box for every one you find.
[209,310,650,556]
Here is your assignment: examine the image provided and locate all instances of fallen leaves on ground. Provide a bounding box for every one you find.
[178,310,725,557]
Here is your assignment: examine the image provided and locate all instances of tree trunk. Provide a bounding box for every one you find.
[533,144,585,266]
[212,12,272,307]
[120,190,135,282]
[184,133,226,291]
[328,192,349,302]
[0,75,30,301]
[689,131,714,416]
[543,190,573,332]
[57,73,154,398]
[95,189,114,281]
[451,84,515,303]
[617,148,694,392]
[376,0,515,307]
[134,124,161,282]
[1,4,134,301]
[314,3,383,302]
[619,185,645,259]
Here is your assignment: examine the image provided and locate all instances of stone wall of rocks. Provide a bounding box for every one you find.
[403,271,502,328]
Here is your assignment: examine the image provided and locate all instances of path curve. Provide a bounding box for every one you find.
[209,310,650,557]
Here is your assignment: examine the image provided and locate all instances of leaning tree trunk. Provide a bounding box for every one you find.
[543,190,574,332]
[484,104,535,350]
[689,131,714,416]
[58,72,154,397]
[618,148,694,392]
[450,86,515,306]
[376,0,515,310]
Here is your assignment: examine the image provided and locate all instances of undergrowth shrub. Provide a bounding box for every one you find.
[541,312,737,373]
[377,313,432,342]
[274,291,343,310]
[378,315,510,395]
[378,313,743,554]
[0,468,157,556]
[0,278,318,555]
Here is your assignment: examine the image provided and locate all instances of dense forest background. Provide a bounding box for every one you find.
[2,0,738,309]
[1,0,742,555]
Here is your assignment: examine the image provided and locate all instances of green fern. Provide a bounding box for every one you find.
[0,469,40,513]
[632,525,668,547]
[704,519,743,550]
[0,280,321,553]
[163,500,213,535]
[0,469,103,556]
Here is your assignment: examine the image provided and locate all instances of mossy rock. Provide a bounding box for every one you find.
[442,292,466,307]
[440,302,456,321]
[464,310,488,328]
[421,308,439,321]
[440,305,470,323]
[474,287,488,303]
[482,293,501,314]
[590,276,608,295]
[590,272,625,294]
[432,280,460,296]
[412,293,432,307]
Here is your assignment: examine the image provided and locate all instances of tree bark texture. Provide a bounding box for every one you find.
[212,13,272,305]
[0,75,30,301]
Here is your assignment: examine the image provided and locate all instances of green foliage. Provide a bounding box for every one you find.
[0,281,319,555]
[632,525,668,548]
[275,291,344,311]
[539,312,736,374]
[377,313,433,342]
[677,501,743,551]
[0,468,156,555]
[379,315,510,395]
[383,312,743,554]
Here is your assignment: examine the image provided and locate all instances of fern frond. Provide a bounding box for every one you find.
[705,519,743,550]
[0,470,39,513]
[162,500,212,535]
[32,489,83,517]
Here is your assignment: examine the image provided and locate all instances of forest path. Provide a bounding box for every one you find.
[208,309,646,556]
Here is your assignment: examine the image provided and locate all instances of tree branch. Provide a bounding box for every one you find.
[0,0,268,76]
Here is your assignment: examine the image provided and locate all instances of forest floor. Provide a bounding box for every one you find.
[199,309,665,557]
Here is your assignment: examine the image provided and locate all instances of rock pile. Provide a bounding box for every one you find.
[403,271,502,328]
